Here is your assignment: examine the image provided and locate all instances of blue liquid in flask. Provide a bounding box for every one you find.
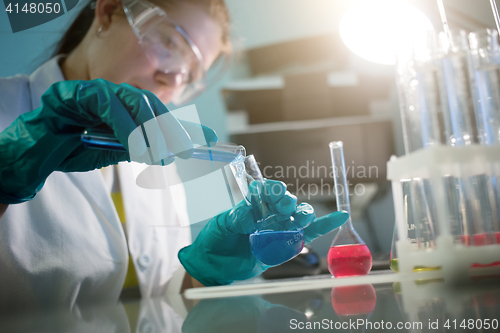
[249,229,305,266]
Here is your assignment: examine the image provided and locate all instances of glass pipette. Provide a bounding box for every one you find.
[81,127,245,163]
[436,0,452,45]
[490,0,500,37]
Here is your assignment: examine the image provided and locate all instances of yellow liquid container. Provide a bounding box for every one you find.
[390,258,399,272]
[390,258,441,273]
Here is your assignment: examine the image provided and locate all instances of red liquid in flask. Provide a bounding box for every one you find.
[327,244,372,277]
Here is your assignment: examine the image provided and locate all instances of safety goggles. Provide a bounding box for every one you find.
[122,0,229,105]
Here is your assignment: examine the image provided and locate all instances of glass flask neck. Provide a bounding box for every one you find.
[329,142,351,216]
[334,169,351,215]
[331,217,365,246]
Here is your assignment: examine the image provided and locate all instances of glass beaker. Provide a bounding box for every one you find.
[230,155,304,266]
[327,142,372,277]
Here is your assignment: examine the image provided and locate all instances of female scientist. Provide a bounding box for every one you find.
[0,0,348,311]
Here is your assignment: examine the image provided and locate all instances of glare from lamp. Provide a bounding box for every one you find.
[339,0,434,65]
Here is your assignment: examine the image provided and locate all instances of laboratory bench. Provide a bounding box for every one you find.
[2,269,500,333]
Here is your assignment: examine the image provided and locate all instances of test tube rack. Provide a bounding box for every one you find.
[387,145,500,280]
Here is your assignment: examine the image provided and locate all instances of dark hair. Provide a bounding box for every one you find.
[54,0,231,56]
[53,2,96,56]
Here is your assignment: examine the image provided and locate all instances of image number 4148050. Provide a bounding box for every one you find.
[3,0,80,33]
[6,2,63,14]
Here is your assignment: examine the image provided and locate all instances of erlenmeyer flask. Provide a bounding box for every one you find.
[390,219,441,273]
[390,179,441,272]
[390,179,417,272]
[390,224,399,272]
[230,155,304,266]
[327,142,372,277]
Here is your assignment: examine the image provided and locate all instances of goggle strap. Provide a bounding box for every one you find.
[172,25,204,66]
[123,0,166,36]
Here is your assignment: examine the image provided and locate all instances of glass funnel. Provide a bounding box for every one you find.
[327,142,372,277]
[230,155,304,266]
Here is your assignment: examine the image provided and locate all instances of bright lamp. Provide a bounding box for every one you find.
[339,0,434,65]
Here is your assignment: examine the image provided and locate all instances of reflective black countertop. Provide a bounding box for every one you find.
[2,271,500,332]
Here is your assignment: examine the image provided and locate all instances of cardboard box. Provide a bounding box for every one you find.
[224,33,394,124]
[222,73,394,124]
[282,72,331,121]
[246,34,349,76]
[230,116,394,190]
[222,88,283,124]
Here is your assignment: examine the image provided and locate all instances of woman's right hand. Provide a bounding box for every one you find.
[0,79,217,204]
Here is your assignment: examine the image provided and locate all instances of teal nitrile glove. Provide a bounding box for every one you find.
[0,79,217,204]
[178,179,349,286]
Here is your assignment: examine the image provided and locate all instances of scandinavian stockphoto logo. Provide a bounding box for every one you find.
[129,104,244,227]
[4,0,79,32]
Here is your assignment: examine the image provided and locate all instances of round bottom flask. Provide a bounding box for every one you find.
[328,141,372,277]
[327,222,372,277]
[250,214,304,266]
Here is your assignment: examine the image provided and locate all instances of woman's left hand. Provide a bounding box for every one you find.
[178,179,349,286]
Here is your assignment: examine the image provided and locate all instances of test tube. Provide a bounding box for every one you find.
[394,31,444,252]
[396,30,447,152]
[440,30,497,246]
[489,0,500,36]
[468,29,500,243]
[434,30,474,242]
[81,128,245,163]
[469,29,500,146]
[439,30,479,146]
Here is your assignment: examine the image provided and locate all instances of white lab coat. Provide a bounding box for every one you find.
[0,57,192,312]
